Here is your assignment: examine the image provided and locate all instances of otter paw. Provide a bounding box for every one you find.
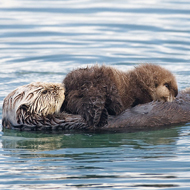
[81,104,108,128]
[95,108,108,127]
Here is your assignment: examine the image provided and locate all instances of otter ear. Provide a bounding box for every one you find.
[16,104,29,124]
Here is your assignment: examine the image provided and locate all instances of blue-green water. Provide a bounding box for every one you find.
[0,0,190,189]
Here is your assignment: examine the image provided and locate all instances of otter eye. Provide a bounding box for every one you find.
[164,83,169,89]
[42,90,48,94]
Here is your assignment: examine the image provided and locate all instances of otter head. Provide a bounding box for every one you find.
[134,64,178,103]
[24,82,65,116]
[151,66,178,102]
[153,80,178,102]
[2,82,66,127]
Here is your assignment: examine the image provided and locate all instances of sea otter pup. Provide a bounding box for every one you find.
[2,82,65,129]
[63,64,178,128]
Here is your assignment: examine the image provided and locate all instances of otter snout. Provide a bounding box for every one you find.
[167,94,176,102]
[154,82,178,103]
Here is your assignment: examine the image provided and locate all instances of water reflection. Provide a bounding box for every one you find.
[1,127,189,189]
[2,127,179,151]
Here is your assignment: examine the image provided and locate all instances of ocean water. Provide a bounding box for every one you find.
[0,0,190,189]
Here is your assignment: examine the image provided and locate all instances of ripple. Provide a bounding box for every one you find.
[0,0,190,189]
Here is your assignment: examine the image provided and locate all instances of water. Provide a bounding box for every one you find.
[0,0,190,189]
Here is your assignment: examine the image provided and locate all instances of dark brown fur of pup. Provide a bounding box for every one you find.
[62,64,178,128]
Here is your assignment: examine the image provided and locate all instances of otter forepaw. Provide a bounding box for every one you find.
[82,107,107,128]
[81,98,108,128]
[95,108,108,127]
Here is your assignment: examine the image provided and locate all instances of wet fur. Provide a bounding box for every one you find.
[63,64,178,128]
[2,82,65,128]
[2,88,190,132]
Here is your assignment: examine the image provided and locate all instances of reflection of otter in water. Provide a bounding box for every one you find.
[2,82,65,129]
[63,64,178,127]
[2,85,190,132]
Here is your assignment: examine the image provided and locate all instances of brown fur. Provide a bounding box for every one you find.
[3,88,190,132]
[62,64,178,128]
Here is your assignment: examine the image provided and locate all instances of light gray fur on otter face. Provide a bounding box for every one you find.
[2,82,65,128]
[63,64,178,128]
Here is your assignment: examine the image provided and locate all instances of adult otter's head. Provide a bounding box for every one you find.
[133,64,178,102]
[3,82,65,119]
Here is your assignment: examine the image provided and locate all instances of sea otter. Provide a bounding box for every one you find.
[62,64,178,128]
[2,84,190,132]
[2,82,65,129]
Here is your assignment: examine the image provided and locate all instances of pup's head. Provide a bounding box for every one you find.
[134,64,178,102]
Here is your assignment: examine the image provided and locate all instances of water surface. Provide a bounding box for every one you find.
[0,0,190,189]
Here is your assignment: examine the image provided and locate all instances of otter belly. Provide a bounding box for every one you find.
[2,88,190,132]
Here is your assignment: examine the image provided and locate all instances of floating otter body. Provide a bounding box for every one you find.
[63,64,178,127]
[2,84,190,132]
[2,82,65,129]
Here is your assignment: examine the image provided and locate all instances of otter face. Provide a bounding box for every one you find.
[134,64,178,103]
[153,81,178,102]
[26,82,65,115]
[3,82,65,118]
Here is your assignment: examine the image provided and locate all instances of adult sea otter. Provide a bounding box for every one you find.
[2,82,190,132]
